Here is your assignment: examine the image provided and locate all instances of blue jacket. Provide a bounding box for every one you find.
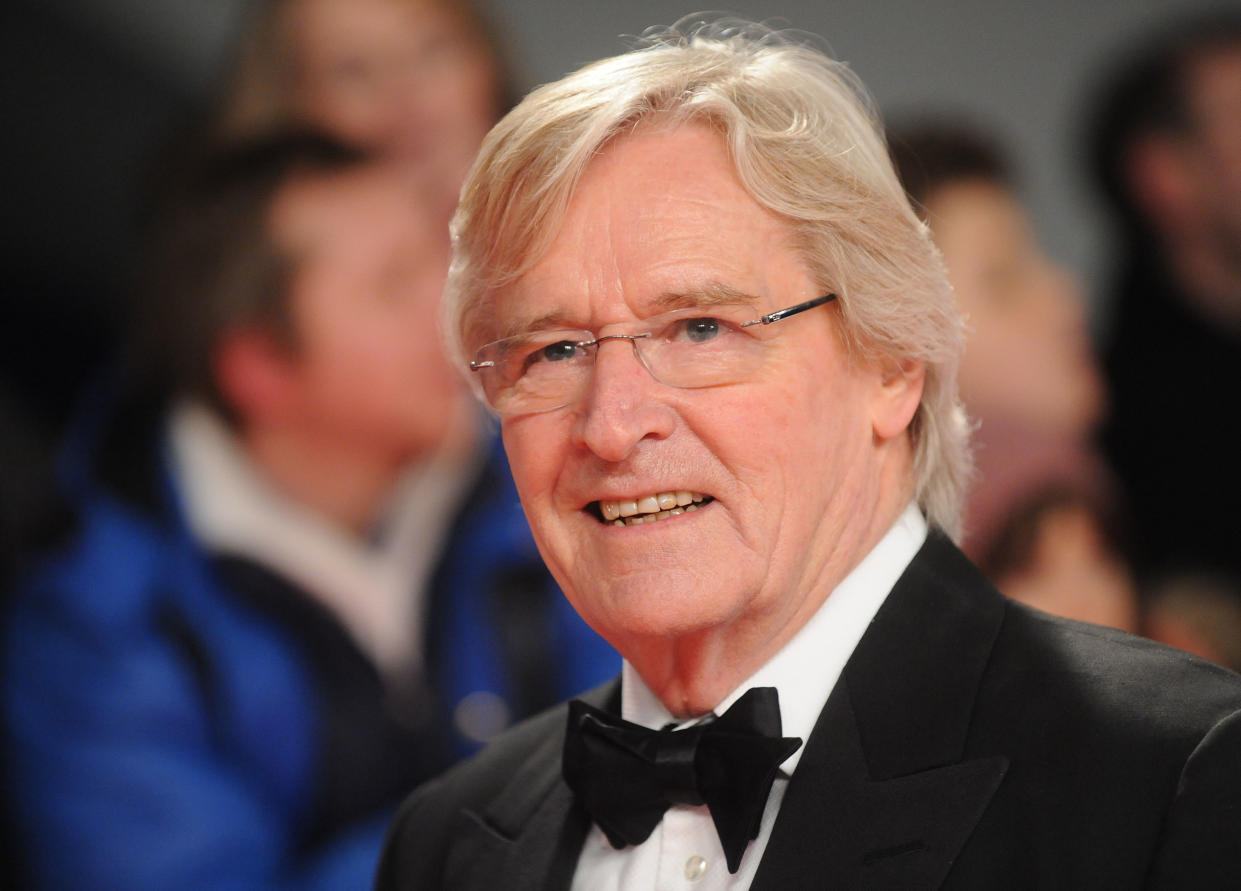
[2,395,617,891]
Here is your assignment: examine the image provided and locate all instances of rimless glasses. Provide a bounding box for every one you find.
[469,294,837,414]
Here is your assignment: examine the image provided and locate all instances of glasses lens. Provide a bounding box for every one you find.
[640,307,766,388]
[476,330,593,412]
[473,302,798,413]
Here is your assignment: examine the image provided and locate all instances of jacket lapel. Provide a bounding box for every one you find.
[754,534,1009,889]
[442,682,619,891]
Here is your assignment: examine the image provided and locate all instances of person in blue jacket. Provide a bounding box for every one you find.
[1,132,617,891]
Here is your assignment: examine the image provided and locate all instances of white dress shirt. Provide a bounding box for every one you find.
[570,504,928,890]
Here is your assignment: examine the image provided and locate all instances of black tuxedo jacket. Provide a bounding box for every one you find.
[376,534,1241,889]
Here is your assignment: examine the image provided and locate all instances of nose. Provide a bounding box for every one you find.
[572,337,676,463]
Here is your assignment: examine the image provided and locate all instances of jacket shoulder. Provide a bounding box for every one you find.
[377,681,614,889]
[996,599,1241,729]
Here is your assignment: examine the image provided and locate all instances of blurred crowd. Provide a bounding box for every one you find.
[2,2,615,889]
[2,3,1239,889]
[889,8,1241,667]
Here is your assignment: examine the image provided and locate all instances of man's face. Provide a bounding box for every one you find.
[927,179,1103,438]
[487,124,913,659]
[290,0,498,216]
[1183,45,1241,262]
[270,165,468,463]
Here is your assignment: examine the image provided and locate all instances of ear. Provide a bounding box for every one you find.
[212,327,301,426]
[870,356,925,443]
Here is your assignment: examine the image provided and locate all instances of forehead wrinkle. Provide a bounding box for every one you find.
[488,161,628,343]
[496,281,765,341]
[488,141,781,344]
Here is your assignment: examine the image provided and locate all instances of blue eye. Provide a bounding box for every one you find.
[540,341,581,362]
[682,318,721,343]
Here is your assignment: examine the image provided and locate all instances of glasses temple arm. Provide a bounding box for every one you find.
[741,293,837,327]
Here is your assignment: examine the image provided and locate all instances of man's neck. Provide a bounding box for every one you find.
[623,482,917,718]
[622,500,928,726]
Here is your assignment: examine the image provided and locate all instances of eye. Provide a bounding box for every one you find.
[539,340,581,362]
[518,340,583,375]
[677,317,723,343]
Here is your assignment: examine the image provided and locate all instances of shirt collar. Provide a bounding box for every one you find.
[167,399,477,675]
[621,502,927,773]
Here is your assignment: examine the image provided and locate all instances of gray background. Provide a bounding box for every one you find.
[3,0,1228,424]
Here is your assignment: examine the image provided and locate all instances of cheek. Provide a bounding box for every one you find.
[311,320,395,375]
[501,416,567,510]
[702,373,853,521]
[296,314,414,409]
[960,322,1098,432]
[961,314,1037,387]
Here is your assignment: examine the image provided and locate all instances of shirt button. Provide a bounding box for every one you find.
[684,855,708,881]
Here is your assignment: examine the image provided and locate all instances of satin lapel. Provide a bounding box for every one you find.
[754,534,1009,890]
[442,681,618,891]
[443,776,589,891]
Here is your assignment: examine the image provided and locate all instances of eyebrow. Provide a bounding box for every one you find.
[495,281,764,340]
[651,282,762,311]
[493,310,578,342]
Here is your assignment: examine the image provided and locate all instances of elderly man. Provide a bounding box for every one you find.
[378,22,1241,889]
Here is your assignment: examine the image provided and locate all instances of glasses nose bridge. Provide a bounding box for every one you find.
[583,330,660,387]
[591,330,654,365]
[592,330,651,350]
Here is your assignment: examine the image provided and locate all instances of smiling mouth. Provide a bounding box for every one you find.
[590,491,713,526]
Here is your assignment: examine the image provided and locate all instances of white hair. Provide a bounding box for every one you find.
[444,18,971,537]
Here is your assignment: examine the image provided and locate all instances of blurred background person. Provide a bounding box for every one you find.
[1,0,512,460]
[4,2,1220,484]
[891,121,1140,633]
[0,387,65,592]
[0,385,66,891]
[208,0,510,225]
[196,0,616,750]
[4,3,617,887]
[5,3,1232,883]
[1144,572,1241,672]
[2,133,614,891]
[1087,11,1241,593]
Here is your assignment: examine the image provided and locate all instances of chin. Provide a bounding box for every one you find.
[572,580,746,643]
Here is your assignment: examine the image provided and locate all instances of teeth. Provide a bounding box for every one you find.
[599,492,709,526]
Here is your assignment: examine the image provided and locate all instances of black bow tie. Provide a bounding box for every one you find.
[562,686,802,873]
